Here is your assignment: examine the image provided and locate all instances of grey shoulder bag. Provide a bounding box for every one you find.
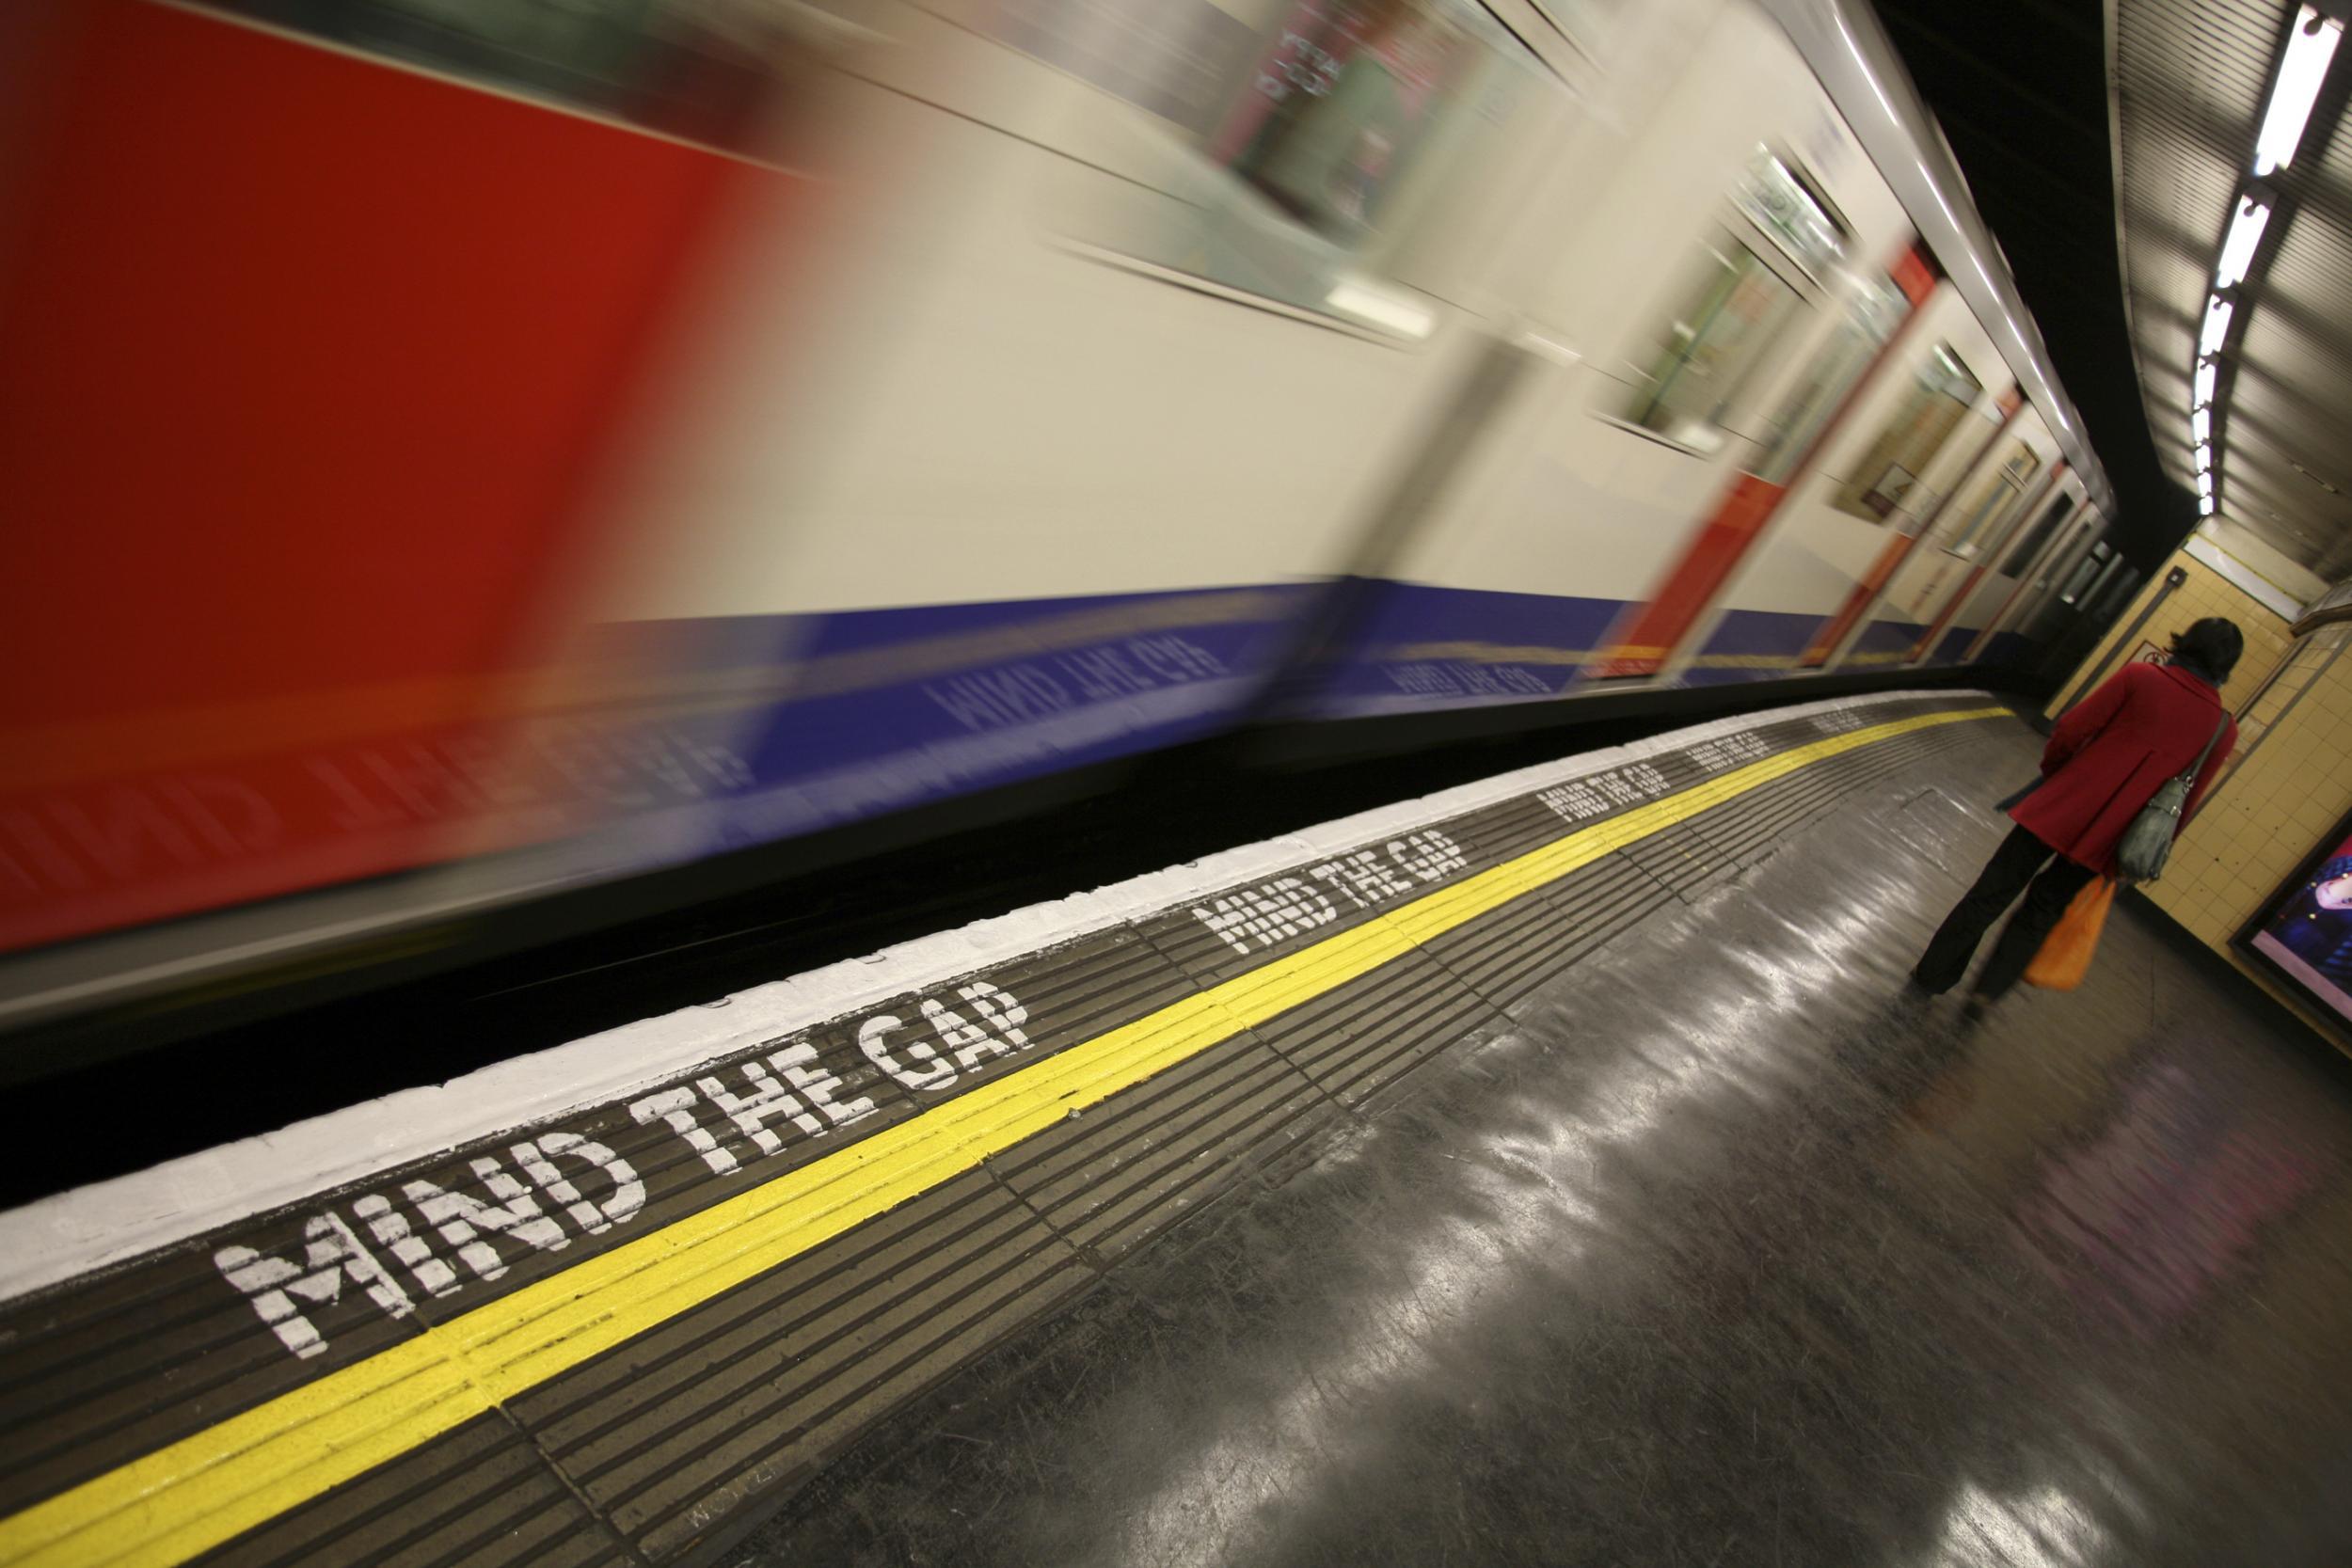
[2114,713,2229,883]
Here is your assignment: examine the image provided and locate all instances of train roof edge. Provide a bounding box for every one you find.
[1757,0,2116,519]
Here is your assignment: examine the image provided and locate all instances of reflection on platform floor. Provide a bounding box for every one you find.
[729,721,2352,1568]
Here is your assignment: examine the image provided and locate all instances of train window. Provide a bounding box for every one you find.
[1833,344,1982,522]
[190,0,807,148]
[1222,4,1486,245]
[1752,272,1910,484]
[1732,145,1847,281]
[1999,491,2074,577]
[1943,441,2042,558]
[1619,233,1805,452]
[1019,0,1551,334]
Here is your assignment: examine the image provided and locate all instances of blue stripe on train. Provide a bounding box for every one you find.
[580,574,2036,874]
[1287,580,1627,718]
[589,583,1321,866]
[1680,608,1820,687]
[1842,618,1924,670]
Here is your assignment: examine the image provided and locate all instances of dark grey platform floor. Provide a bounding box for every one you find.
[724,714,2352,1568]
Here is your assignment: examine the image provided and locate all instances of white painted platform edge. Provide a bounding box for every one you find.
[0,689,1994,1303]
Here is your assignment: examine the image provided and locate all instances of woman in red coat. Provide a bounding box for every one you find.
[1912,616,2243,1000]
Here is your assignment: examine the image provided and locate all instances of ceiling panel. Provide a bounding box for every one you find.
[2114,0,2352,572]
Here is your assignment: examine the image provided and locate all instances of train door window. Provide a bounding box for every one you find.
[1833,344,1982,522]
[1999,491,2074,577]
[1617,147,1844,453]
[1943,441,2042,558]
[1619,235,1804,451]
[2059,541,2114,605]
[2031,527,2090,594]
[1752,272,1910,484]
[1025,0,1552,334]
[2078,554,2128,614]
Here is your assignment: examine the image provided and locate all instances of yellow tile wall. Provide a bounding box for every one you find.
[2145,620,2352,1044]
[2045,546,2294,720]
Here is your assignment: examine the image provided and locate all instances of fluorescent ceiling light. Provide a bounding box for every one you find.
[2215,195,2273,289]
[2256,6,2344,176]
[2192,405,2212,442]
[2200,491,2217,516]
[2198,470,2215,498]
[2193,359,2217,407]
[2199,294,2234,356]
[2194,441,2212,473]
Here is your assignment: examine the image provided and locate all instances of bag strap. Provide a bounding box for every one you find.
[2177,712,2228,787]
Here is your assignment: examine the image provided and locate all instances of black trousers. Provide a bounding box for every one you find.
[1914,825,2098,999]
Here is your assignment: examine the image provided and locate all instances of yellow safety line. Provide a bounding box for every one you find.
[0,706,2005,1568]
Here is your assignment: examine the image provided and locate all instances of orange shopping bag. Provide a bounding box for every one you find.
[2025,877,2116,991]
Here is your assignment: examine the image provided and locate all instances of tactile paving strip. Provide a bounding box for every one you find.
[514,1169,1090,1562]
[195,1415,632,1568]
[0,695,2008,1568]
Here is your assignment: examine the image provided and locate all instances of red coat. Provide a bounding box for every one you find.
[2012,661,2235,872]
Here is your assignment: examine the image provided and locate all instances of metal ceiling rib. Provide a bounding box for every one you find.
[2111,0,2352,571]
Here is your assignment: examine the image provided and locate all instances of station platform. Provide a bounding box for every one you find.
[5,690,2349,1568]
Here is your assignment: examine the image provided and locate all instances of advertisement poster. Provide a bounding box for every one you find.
[2240,808,2352,1026]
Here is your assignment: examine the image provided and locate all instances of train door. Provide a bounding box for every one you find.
[1899,459,2073,665]
[1820,390,2059,670]
[2002,520,2109,665]
[1795,384,2024,667]
[2022,535,2127,681]
[1641,263,2024,687]
[1954,494,2094,662]
[1579,237,1939,681]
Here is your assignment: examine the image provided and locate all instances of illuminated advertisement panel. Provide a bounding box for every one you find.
[2239,803,2352,1030]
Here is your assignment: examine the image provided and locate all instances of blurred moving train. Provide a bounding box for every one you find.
[0,0,2145,1042]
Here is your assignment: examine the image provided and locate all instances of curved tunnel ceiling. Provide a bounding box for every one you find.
[2109,0,2352,580]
